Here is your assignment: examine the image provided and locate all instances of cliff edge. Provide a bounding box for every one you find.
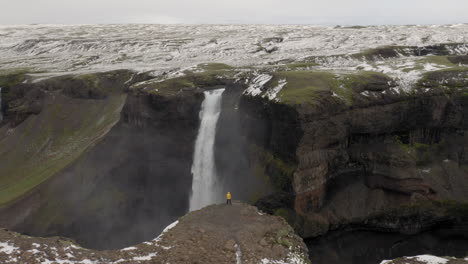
[0,203,309,264]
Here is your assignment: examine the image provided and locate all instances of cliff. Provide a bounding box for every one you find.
[0,41,467,262]
[240,67,468,239]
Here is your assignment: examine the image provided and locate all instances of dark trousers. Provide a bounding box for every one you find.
[226,199,232,205]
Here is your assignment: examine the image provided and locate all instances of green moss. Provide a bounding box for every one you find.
[147,77,196,95]
[275,227,293,248]
[419,56,455,67]
[417,67,468,92]
[338,71,390,104]
[274,208,295,224]
[275,71,339,105]
[250,145,296,192]
[142,68,237,96]
[286,62,319,70]
[394,136,443,166]
[0,70,28,88]
[197,63,233,71]
[436,200,468,218]
[0,94,127,207]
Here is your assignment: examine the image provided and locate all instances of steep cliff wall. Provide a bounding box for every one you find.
[242,68,468,239]
[0,70,204,249]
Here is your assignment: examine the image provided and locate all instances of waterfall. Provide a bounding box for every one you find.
[0,87,3,123]
[189,88,225,211]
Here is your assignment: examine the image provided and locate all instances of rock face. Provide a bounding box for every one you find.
[241,68,468,240]
[0,70,204,249]
[0,203,310,264]
[0,68,272,250]
[0,56,467,262]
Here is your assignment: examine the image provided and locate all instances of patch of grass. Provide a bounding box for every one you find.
[273,70,391,106]
[286,62,319,70]
[275,71,339,105]
[142,69,237,96]
[275,227,293,248]
[0,69,29,88]
[394,136,442,165]
[419,56,456,67]
[338,71,391,103]
[402,56,457,73]
[197,63,233,71]
[0,93,127,207]
[417,67,468,91]
[274,207,295,224]
[250,144,296,192]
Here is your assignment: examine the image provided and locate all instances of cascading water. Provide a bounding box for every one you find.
[0,87,3,123]
[189,88,225,211]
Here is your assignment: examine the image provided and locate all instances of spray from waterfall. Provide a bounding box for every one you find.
[189,88,225,211]
[0,87,3,123]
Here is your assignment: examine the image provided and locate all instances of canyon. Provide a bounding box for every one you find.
[0,25,467,263]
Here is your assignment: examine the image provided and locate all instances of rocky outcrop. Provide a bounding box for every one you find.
[0,203,309,264]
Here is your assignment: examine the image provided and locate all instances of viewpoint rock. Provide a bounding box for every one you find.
[0,203,309,264]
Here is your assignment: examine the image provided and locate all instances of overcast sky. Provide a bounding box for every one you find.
[1,0,467,25]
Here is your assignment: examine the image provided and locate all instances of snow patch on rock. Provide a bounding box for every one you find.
[0,242,19,254]
[244,74,273,96]
[263,79,287,101]
[132,253,157,261]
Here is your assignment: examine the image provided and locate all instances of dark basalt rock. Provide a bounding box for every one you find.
[239,70,468,240]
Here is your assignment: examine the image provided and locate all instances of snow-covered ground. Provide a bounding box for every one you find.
[380,254,468,264]
[0,24,467,74]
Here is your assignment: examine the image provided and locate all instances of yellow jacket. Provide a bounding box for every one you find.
[226,192,232,200]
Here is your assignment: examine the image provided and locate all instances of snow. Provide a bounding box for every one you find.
[361,91,370,97]
[153,220,179,242]
[27,249,41,254]
[260,250,308,264]
[235,244,242,264]
[244,74,273,97]
[0,242,19,254]
[1,24,466,75]
[423,63,446,71]
[263,79,287,101]
[421,168,431,173]
[412,255,449,264]
[132,253,157,261]
[120,246,137,251]
[379,255,452,264]
[40,259,96,264]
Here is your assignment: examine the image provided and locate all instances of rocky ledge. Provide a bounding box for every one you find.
[0,203,309,264]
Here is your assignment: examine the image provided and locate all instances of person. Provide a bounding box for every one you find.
[226,192,232,205]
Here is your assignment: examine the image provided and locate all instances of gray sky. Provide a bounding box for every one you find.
[1,0,468,25]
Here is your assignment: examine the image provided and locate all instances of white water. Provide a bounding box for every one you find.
[189,88,225,211]
[0,87,3,123]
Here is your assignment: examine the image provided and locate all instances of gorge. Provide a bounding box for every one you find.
[0,24,467,263]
